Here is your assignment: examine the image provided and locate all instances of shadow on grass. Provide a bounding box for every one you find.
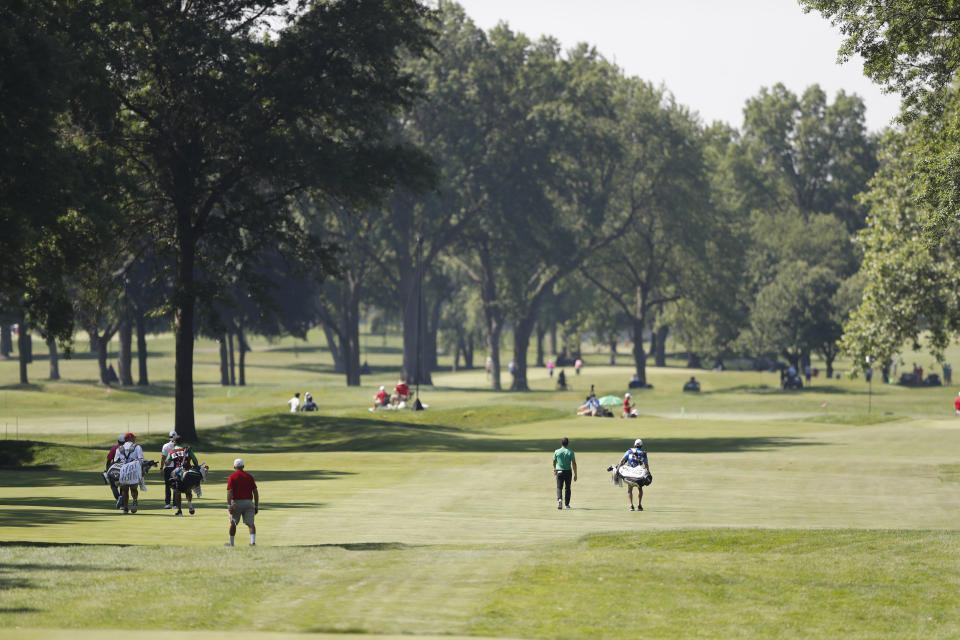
[0,383,43,392]
[196,414,820,455]
[203,469,352,484]
[0,467,353,488]
[0,562,112,572]
[296,542,419,551]
[0,507,113,527]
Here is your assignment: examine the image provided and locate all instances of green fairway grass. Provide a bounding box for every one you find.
[2,333,960,637]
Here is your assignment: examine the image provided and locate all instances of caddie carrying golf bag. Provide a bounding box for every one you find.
[608,465,653,489]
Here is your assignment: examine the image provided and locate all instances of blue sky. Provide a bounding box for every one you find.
[453,0,901,132]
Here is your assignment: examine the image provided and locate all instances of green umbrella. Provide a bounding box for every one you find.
[598,395,621,407]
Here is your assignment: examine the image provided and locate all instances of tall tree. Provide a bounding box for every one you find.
[580,81,713,386]
[802,3,960,367]
[70,1,434,440]
[364,3,485,385]
[741,83,877,230]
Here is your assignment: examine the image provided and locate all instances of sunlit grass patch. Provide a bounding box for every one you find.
[469,529,960,639]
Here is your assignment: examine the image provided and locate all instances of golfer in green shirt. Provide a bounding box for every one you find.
[552,437,578,509]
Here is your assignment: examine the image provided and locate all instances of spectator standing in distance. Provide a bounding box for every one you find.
[226,458,259,547]
[622,393,634,418]
[945,363,953,385]
[160,430,179,509]
[552,437,577,510]
[301,393,318,411]
[287,392,301,413]
[574,358,583,375]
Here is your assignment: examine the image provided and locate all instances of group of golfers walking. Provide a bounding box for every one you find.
[552,436,652,511]
[104,431,259,547]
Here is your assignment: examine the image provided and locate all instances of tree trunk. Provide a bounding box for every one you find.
[219,334,230,386]
[228,330,236,386]
[47,336,60,380]
[464,332,474,369]
[174,212,198,442]
[18,316,29,384]
[1,324,12,358]
[477,245,502,391]
[536,324,545,367]
[549,325,557,358]
[426,294,442,373]
[452,333,462,371]
[686,351,702,368]
[321,322,344,373]
[510,314,536,391]
[826,356,834,379]
[631,318,647,385]
[341,275,362,387]
[237,326,247,386]
[631,286,648,385]
[17,311,32,384]
[486,321,502,391]
[655,325,668,367]
[135,313,149,386]
[95,333,110,385]
[401,270,431,385]
[609,337,617,365]
[118,319,134,386]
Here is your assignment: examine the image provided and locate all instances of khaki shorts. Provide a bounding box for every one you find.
[230,499,256,526]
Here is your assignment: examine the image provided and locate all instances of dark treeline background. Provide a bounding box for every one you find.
[9,1,960,440]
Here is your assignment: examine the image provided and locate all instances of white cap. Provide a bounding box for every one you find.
[169,430,178,438]
[234,458,244,469]
[117,434,125,443]
[625,393,631,398]
[379,386,385,391]
[634,438,643,447]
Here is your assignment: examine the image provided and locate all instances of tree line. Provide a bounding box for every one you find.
[4,1,891,440]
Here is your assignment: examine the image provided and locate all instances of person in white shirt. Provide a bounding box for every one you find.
[114,433,145,514]
[287,392,301,413]
[160,430,179,509]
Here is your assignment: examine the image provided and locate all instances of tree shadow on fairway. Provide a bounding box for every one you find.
[0,496,119,510]
[198,414,821,455]
[0,382,43,392]
[0,468,108,488]
[203,469,353,484]
[0,507,116,528]
[295,542,419,551]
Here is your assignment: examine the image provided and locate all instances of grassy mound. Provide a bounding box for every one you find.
[0,441,102,471]
[198,404,568,453]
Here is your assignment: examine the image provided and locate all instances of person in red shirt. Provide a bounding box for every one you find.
[622,393,634,418]
[393,379,410,405]
[371,386,389,411]
[226,458,259,547]
[954,392,960,416]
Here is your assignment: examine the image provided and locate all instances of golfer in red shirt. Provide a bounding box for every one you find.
[226,458,259,547]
